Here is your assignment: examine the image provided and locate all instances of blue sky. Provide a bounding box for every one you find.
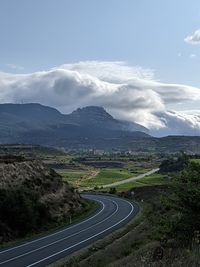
[0,0,200,135]
[1,0,200,86]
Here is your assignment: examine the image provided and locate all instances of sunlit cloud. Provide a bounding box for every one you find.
[185,29,200,44]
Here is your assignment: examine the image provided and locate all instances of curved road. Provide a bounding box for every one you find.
[0,194,139,267]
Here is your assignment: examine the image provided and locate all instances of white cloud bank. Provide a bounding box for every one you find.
[0,61,200,136]
[185,29,200,44]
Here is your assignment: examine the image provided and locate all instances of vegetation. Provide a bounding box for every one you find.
[60,170,91,185]
[114,181,143,191]
[171,162,200,243]
[0,188,49,238]
[191,158,200,164]
[139,173,168,185]
[62,156,200,266]
[159,153,189,173]
[101,173,168,192]
[80,168,134,187]
[0,156,84,244]
[63,183,200,267]
[55,153,157,189]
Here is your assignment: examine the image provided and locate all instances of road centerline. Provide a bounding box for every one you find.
[0,197,118,266]
[27,198,135,267]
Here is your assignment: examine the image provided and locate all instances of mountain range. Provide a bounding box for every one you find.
[0,103,200,153]
[0,103,148,147]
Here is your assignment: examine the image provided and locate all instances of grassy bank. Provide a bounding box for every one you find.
[97,173,169,192]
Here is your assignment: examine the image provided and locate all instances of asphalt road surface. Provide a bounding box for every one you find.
[0,194,139,267]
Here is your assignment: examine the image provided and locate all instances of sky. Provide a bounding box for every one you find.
[0,0,200,136]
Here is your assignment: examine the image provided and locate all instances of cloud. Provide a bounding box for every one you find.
[185,29,200,44]
[151,110,200,136]
[59,61,155,83]
[6,64,24,71]
[190,53,197,59]
[0,61,200,136]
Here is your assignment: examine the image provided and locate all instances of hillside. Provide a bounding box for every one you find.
[0,103,149,146]
[0,103,200,153]
[0,156,83,243]
[120,135,200,154]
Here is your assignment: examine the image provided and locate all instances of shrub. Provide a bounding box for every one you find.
[0,188,50,237]
[109,187,116,194]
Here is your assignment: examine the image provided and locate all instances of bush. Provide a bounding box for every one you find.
[173,162,200,242]
[0,188,50,238]
[159,153,189,173]
[158,162,200,245]
[109,187,116,194]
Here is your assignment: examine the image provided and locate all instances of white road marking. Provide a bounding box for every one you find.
[0,195,104,255]
[0,198,118,266]
[27,198,134,267]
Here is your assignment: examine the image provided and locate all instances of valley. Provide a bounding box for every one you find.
[0,145,199,267]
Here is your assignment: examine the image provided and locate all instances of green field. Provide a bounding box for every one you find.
[191,158,200,164]
[112,173,168,192]
[114,181,144,191]
[60,167,156,189]
[39,151,160,189]
[80,168,134,187]
[139,173,169,185]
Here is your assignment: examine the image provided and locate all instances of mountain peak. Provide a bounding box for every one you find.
[71,106,114,120]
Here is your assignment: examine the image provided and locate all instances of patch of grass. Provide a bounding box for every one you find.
[139,173,169,185]
[114,181,144,191]
[191,158,200,164]
[59,170,90,185]
[80,168,133,187]
[106,173,168,192]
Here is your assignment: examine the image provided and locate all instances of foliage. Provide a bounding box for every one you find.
[159,153,189,173]
[155,162,200,245]
[0,188,50,238]
[109,187,117,194]
[173,162,200,242]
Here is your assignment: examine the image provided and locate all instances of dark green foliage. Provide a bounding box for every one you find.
[156,162,200,245]
[173,162,200,242]
[109,187,117,194]
[0,188,50,237]
[159,153,189,173]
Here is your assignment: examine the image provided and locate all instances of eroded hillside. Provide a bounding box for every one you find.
[0,156,83,243]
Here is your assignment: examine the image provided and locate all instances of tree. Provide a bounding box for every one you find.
[0,188,49,237]
[172,162,200,243]
[159,153,189,173]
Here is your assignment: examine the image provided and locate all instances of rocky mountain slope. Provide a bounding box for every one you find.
[0,103,200,152]
[0,103,149,147]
